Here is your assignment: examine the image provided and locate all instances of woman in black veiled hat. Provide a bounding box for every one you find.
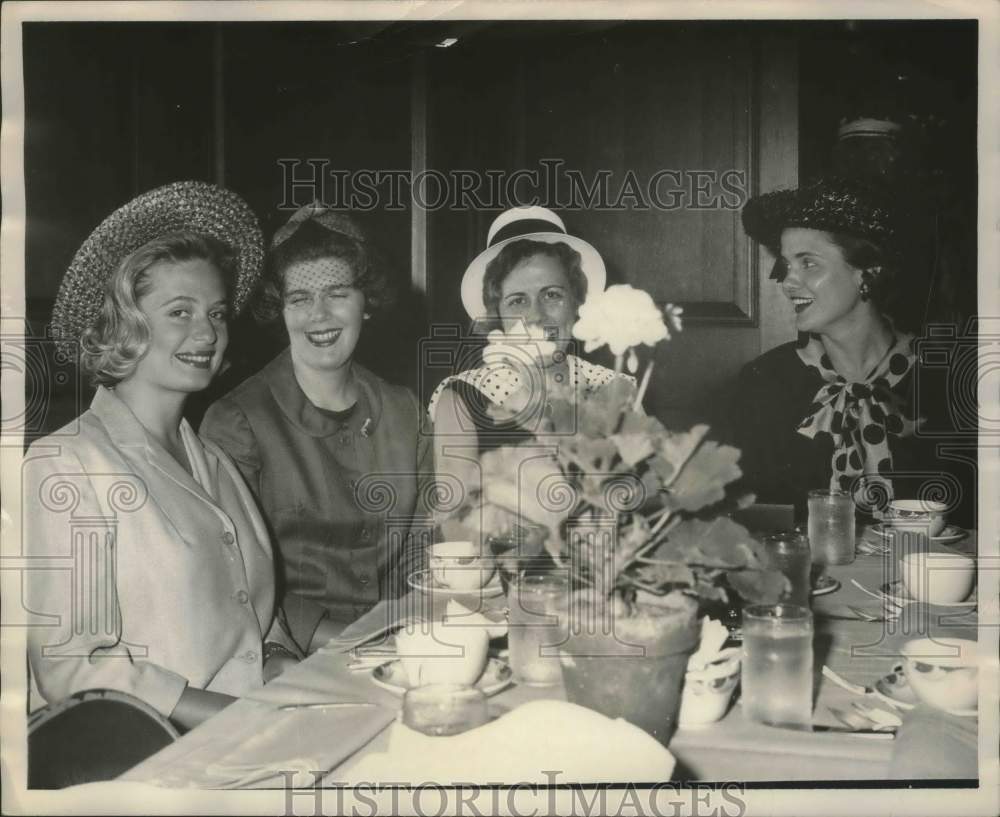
[731,177,973,526]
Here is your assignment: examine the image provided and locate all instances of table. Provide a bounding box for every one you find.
[122,528,979,786]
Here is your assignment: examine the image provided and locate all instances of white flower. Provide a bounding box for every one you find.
[572,284,678,356]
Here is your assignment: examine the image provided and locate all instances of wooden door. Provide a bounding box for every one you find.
[424,24,798,428]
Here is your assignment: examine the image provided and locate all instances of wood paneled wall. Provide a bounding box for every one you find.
[22,22,798,434]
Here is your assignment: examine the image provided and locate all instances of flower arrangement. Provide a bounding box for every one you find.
[445,284,786,615]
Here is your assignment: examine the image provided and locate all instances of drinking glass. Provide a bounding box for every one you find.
[742,604,814,728]
[401,684,489,736]
[507,573,569,686]
[760,531,812,607]
[807,489,856,565]
[488,523,551,594]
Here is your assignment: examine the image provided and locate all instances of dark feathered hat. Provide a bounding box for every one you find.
[741,176,903,274]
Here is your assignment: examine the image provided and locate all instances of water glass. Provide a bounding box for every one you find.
[807,489,856,565]
[507,573,569,686]
[742,604,814,728]
[401,684,489,736]
[761,531,812,607]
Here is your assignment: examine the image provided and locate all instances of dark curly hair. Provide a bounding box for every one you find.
[252,217,394,333]
[771,229,910,330]
[482,238,588,317]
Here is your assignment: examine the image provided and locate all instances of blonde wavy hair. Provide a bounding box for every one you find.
[80,232,236,387]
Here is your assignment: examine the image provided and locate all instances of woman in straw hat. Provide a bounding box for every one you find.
[733,176,970,523]
[25,181,301,730]
[200,204,431,644]
[428,206,634,540]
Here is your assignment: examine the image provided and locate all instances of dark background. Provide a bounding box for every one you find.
[20,19,978,439]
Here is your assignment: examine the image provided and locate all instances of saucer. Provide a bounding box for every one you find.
[879,580,977,608]
[407,568,505,599]
[870,523,967,544]
[811,576,841,597]
[370,657,513,696]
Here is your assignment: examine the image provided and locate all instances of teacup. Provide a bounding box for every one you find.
[900,551,975,604]
[900,637,978,712]
[429,541,496,591]
[678,647,741,728]
[395,619,489,687]
[885,500,948,538]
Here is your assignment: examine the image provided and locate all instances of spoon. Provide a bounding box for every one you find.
[278,701,379,711]
[851,701,903,728]
[827,707,896,736]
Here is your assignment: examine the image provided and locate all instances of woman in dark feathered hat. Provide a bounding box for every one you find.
[732,176,970,524]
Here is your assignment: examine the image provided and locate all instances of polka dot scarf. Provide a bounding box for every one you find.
[795,332,917,495]
[427,355,625,420]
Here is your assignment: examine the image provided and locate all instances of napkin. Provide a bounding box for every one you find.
[889,704,978,780]
[246,645,397,708]
[155,706,396,788]
[339,700,675,784]
[686,617,730,671]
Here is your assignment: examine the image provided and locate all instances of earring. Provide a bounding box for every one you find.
[859,268,877,302]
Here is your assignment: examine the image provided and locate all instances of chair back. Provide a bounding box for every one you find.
[28,689,179,789]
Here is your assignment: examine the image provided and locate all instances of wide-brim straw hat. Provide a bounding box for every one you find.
[51,180,264,353]
[460,206,606,319]
[741,176,903,276]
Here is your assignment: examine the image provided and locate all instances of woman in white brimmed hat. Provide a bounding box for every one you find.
[25,182,303,731]
[428,206,632,536]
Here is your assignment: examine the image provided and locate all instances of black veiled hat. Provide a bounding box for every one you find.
[51,181,264,354]
[741,176,903,273]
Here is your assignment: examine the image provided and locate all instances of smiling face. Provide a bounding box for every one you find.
[127,259,229,395]
[496,253,580,357]
[282,257,366,374]
[779,227,866,335]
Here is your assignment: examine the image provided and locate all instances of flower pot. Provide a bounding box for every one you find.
[558,593,700,745]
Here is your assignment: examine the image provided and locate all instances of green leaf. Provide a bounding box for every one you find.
[633,561,696,588]
[649,454,676,483]
[609,432,654,466]
[726,568,789,605]
[664,440,743,512]
[609,412,666,466]
[656,425,710,477]
[649,517,757,569]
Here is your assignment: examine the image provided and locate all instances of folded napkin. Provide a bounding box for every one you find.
[339,700,675,784]
[153,706,396,788]
[246,645,398,707]
[889,704,978,780]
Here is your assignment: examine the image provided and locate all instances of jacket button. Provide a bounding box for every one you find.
[221,531,235,546]
[243,650,258,663]
[235,590,249,604]
[359,573,370,585]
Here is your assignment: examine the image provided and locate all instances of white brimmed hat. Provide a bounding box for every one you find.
[460,206,606,319]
